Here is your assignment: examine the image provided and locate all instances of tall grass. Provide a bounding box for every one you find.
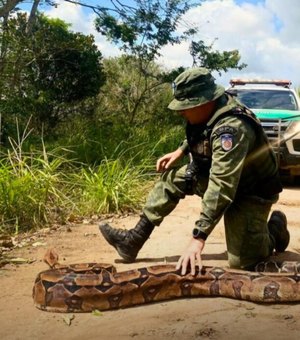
[0,147,72,234]
[51,115,185,166]
[0,120,186,235]
[73,126,186,215]
[75,157,153,214]
[0,119,74,234]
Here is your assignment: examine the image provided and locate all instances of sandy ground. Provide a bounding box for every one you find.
[1,187,300,340]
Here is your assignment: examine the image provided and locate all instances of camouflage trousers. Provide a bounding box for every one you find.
[143,165,277,269]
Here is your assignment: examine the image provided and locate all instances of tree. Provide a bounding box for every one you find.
[1,0,198,56]
[0,13,106,138]
[92,0,246,114]
[94,0,198,61]
[1,1,247,75]
[30,15,105,102]
[190,39,247,74]
[99,56,174,125]
[0,0,22,18]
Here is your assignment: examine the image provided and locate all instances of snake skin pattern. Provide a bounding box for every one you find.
[33,260,300,313]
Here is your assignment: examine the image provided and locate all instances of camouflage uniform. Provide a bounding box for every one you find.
[143,94,282,269]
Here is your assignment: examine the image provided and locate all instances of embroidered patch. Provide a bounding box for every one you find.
[220,134,233,151]
[214,126,237,136]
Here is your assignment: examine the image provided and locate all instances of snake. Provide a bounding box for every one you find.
[32,249,300,313]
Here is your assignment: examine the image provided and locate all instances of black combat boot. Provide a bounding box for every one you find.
[268,210,290,252]
[99,215,155,262]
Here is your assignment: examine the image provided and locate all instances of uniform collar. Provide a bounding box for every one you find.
[207,93,239,128]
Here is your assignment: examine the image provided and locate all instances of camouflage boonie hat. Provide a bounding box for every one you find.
[168,67,225,111]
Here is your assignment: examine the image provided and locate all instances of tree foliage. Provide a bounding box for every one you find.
[1,1,247,76]
[190,39,247,74]
[98,56,174,126]
[94,0,198,61]
[30,15,105,102]
[0,12,105,138]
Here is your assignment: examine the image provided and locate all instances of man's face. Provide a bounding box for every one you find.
[179,101,215,124]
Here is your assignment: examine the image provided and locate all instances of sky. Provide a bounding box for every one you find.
[31,0,300,87]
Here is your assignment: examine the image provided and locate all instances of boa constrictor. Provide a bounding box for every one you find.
[32,249,300,313]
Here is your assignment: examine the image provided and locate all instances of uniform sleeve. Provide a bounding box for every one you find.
[196,116,256,237]
[178,139,190,154]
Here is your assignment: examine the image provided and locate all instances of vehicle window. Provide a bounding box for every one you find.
[231,89,298,110]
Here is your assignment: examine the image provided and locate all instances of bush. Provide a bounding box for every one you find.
[75,157,153,214]
[0,145,72,234]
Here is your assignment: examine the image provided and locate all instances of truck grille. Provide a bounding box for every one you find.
[259,119,289,144]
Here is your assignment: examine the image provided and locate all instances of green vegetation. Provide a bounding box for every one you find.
[0,120,186,234]
[0,134,71,234]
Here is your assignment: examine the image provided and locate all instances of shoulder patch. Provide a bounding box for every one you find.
[214,126,237,136]
[220,134,234,151]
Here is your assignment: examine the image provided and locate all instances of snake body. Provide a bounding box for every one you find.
[33,261,300,313]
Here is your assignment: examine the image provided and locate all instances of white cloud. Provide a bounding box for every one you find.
[43,0,300,87]
[266,0,300,46]
[157,41,193,70]
[170,0,300,88]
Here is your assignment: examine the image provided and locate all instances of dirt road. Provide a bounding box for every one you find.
[1,187,300,340]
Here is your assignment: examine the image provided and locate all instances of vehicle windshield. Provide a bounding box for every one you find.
[230,89,298,110]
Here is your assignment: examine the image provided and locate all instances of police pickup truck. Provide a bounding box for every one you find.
[227,79,300,180]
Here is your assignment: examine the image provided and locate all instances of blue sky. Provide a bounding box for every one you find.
[21,0,300,87]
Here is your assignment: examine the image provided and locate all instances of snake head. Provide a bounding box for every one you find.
[43,248,60,268]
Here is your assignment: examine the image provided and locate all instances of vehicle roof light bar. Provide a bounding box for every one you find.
[230,79,292,88]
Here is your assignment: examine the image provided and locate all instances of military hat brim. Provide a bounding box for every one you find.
[168,84,225,111]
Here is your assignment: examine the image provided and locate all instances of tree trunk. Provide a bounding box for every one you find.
[0,0,22,18]
[0,12,9,99]
[26,0,40,34]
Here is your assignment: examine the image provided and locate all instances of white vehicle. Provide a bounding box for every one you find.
[227,79,300,178]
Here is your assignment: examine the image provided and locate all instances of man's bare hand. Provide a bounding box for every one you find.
[156,149,184,172]
[176,238,205,275]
